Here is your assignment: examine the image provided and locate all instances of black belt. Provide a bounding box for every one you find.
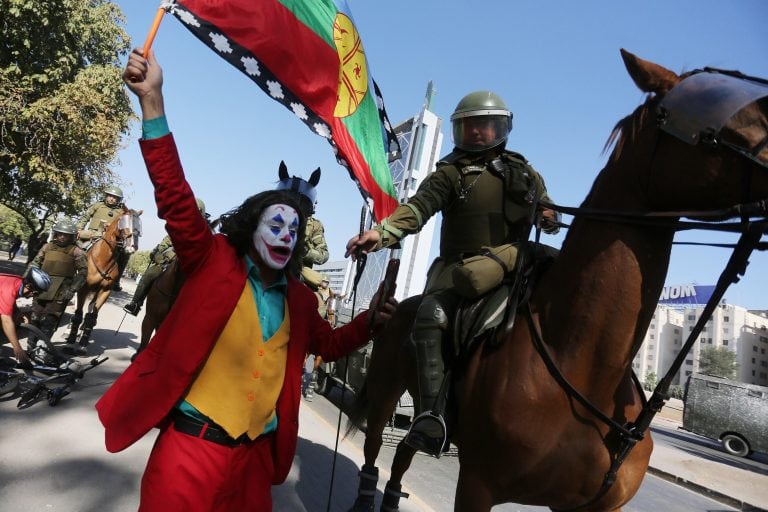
[172,412,253,447]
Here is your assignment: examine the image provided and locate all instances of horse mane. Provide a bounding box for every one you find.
[602,97,655,163]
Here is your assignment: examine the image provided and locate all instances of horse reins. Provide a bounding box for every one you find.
[522,182,767,512]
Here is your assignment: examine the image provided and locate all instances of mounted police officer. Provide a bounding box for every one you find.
[26,218,88,344]
[123,198,207,316]
[77,184,129,291]
[346,91,561,456]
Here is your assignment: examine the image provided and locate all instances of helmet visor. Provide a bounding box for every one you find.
[452,114,512,152]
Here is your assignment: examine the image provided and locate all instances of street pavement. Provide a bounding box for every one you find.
[0,271,766,511]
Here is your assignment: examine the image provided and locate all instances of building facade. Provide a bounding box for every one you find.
[343,82,444,312]
[633,298,768,387]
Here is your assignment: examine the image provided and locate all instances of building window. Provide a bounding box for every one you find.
[688,315,695,321]
[762,361,767,368]
[689,326,694,332]
[755,346,759,352]
[674,328,680,334]
[723,340,729,346]
[650,324,655,330]
[685,359,693,365]
[724,316,730,322]
[650,334,655,340]
[761,372,768,379]
[708,339,713,344]
[762,348,766,354]
[649,345,655,350]
[752,358,756,364]
[724,328,729,334]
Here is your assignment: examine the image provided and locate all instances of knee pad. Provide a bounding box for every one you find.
[413,296,449,333]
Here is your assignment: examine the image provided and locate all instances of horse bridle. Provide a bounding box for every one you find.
[524,68,768,512]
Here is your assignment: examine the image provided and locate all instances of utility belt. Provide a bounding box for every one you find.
[171,410,271,447]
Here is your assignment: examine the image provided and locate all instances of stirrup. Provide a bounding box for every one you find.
[404,411,447,457]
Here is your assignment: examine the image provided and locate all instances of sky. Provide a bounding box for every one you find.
[111,0,768,308]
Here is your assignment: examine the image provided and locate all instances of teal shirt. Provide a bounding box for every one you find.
[142,116,170,140]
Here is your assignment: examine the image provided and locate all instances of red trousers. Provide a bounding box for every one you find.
[139,424,275,511]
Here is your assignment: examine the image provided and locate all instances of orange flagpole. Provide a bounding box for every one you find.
[143,6,167,58]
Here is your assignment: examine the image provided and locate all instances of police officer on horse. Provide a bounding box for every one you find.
[77,184,129,291]
[346,91,561,456]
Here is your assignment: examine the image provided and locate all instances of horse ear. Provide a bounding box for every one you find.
[136,209,143,216]
[620,48,679,96]
[278,161,289,181]
[309,168,321,186]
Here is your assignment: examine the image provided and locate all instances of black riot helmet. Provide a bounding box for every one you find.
[451,91,513,153]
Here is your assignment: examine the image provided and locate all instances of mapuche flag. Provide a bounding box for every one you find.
[168,0,400,221]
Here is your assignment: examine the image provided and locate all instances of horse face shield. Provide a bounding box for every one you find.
[118,213,140,253]
[658,70,768,169]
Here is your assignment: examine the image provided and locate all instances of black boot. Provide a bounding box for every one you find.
[123,301,141,316]
[403,296,449,457]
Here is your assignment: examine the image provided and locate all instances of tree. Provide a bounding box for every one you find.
[699,346,739,379]
[0,204,28,238]
[0,0,134,251]
[643,371,658,391]
[126,250,150,278]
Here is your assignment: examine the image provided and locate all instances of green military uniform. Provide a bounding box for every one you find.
[28,220,87,338]
[76,200,125,246]
[376,149,551,288]
[363,90,558,458]
[299,216,329,288]
[303,216,329,268]
[132,235,175,308]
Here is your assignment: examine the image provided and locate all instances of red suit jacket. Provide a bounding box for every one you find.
[95,134,370,483]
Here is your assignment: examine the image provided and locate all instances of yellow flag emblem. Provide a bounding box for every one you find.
[333,13,368,118]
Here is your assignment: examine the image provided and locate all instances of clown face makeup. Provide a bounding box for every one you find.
[253,204,300,269]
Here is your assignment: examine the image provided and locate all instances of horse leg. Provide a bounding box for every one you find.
[79,311,97,346]
[379,441,417,512]
[66,310,83,344]
[454,467,493,512]
[349,387,407,511]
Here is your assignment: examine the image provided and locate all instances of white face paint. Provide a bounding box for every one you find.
[252,204,300,269]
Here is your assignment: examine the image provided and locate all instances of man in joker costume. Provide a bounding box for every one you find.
[95,48,397,511]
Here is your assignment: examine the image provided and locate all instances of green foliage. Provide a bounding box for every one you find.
[668,385,685,400]
[127,250,151,277]
[699,346,739,379]
[0,0,135,239]
[643,371,658,391]
[0,204,28,237]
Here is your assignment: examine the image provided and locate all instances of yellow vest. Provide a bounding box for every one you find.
[185,285,290,439]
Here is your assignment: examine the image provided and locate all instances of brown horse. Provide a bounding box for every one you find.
[135,218,219,358]
[137,258,183,357]
[346,50,768,512]
[66,208,141,347]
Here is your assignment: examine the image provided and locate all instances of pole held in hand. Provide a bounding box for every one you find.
[143,6,167,58]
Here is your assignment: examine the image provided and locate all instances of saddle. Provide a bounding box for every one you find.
[451,241,559,370]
